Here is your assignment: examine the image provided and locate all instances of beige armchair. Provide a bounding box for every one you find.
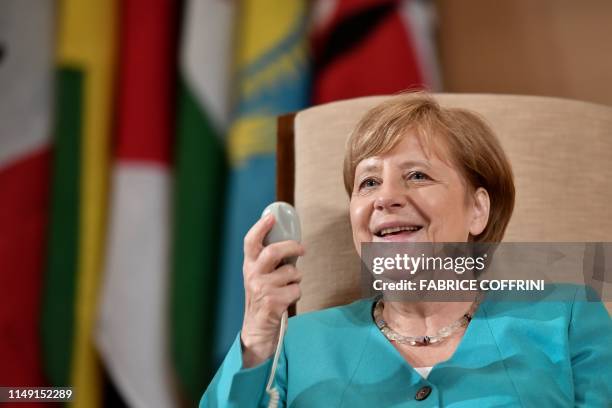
[276,94,612,315]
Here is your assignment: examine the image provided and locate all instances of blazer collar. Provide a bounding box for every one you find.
[349,296,504,383]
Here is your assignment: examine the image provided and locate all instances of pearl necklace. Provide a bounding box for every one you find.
[373,296,481,346]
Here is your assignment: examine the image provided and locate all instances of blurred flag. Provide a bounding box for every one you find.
[95,0,179,407]
[311,0,441,104]
[0,0,54,396]
[171,0,234,403]
[214,0,311,365]
[41,0,117,406]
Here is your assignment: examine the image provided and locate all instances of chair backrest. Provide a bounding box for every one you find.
[277,94,612,314]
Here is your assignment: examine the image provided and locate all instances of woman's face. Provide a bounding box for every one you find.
[349,130,490,254]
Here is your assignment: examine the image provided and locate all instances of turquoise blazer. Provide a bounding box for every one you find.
[201,286,611,407]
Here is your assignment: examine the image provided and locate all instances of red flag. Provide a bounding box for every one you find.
[312,0,431,104]
[0,1,54,401]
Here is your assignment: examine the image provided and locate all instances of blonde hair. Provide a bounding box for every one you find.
[343,93,515,242]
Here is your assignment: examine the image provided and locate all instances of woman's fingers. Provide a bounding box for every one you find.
[276,282,302,305]
[245,264,301,299]
[243,239,305,280]
[240,217,305,368]
[251,283,302,317]
[255,241,305,275]
[268,264,302,286]
[243,214,275,261]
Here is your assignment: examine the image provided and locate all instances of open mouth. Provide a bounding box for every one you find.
[374,225,423,238]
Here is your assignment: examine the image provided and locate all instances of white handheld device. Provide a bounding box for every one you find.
[261,202,301,408]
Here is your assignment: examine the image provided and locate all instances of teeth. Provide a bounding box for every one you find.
[379,226,420,236]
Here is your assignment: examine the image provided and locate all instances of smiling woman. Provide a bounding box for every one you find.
[350,132,491,245]
[200,93,612,407]
[344,93,514,245]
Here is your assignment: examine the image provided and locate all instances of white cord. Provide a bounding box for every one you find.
[265,310,288,408]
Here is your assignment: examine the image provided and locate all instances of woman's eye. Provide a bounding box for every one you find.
[407,171,431,181]
[359,178,379,189]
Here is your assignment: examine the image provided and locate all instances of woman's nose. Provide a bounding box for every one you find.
[374,181,407,211]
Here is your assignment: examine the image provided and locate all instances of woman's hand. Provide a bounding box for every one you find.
[240,214,305,368]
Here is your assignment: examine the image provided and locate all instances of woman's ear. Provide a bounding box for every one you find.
[469,187,490,237]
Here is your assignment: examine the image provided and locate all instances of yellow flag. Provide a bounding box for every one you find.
[57,0,117,406]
